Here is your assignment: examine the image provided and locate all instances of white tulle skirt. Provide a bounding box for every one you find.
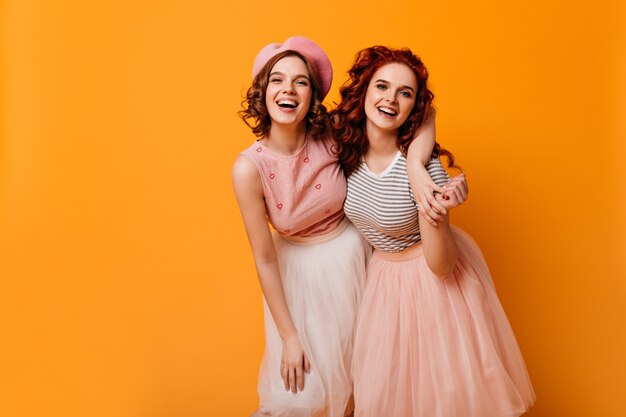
[257,220,370,417]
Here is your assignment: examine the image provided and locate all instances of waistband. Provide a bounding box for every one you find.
[374,242,424,262]
[279,218,350,246]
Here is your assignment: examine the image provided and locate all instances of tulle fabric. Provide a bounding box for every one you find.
[257,220,370,417]
[352,226,535,417]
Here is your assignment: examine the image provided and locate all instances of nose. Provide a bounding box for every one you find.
[385,91,397,103]
[283,82,296,94]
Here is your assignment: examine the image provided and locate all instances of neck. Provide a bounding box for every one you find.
[365,120,399,157]
[264,122,307,155]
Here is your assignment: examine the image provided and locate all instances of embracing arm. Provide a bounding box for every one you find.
[231,156,310,392]
[407,107,437,166]
[406,108,447,225]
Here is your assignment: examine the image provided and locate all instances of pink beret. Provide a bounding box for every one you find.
[252,36,333,99]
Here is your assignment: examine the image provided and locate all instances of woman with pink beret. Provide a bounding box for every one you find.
[232,36,441,417]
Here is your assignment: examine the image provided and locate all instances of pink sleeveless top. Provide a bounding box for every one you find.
[240,136,346,238]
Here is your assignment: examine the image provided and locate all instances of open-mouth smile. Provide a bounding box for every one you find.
[277,99,299,110]
[377,106,398,117]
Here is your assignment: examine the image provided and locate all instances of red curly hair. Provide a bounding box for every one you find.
[331,46,456,176]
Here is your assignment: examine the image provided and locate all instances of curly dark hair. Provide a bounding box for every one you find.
[331,46,456,176]
[239,50,329,139]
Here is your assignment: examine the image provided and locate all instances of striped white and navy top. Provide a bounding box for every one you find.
[344,152,450,253]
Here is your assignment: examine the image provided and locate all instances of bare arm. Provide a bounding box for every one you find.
[406,108,447,226]
[418,211,459,278]
[232,155,310,392]
[417,173,469,278]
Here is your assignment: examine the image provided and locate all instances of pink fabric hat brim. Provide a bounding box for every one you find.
[252,36,333,99]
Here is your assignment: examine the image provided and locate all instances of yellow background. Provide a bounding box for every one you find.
[1,1,624,416]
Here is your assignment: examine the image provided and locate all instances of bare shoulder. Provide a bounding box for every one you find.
[232,155,263,199]
[232,155,259,183]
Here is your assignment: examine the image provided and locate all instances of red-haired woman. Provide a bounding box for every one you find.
[332,46,535,417]
[233,37,442,417]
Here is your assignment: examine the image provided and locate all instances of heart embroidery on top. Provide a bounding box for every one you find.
[315,184,321,190]
[269,173,276,179]
[303,157,310,163]
[324,209,330,214]
[277,203,283,209]
[256,147,262,152]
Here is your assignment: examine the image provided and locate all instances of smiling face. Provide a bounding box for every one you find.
[264,55,313,129]
[364,62,418,135]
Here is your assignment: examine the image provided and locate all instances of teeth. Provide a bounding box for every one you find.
[278,100,298,108]
[378,107,397,116]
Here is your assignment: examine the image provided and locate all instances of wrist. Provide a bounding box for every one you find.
[280,329,299,342]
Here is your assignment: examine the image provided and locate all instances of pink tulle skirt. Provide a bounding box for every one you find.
[352,227,535,417]
[257,220,370,417]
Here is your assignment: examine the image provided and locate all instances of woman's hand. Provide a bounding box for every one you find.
[413,167,447,226]
[280,335,311,393]
[436,173,469,210]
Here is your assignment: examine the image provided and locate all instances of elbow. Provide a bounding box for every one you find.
[253,253,278,277]
[425,252,459,280]
[428,263,456,280]
[255,256,277,274]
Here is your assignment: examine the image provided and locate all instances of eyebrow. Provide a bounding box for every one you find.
[374,79,415,93]
[269,71,311,80]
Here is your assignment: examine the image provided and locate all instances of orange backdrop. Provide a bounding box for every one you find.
[1,1,625,416]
